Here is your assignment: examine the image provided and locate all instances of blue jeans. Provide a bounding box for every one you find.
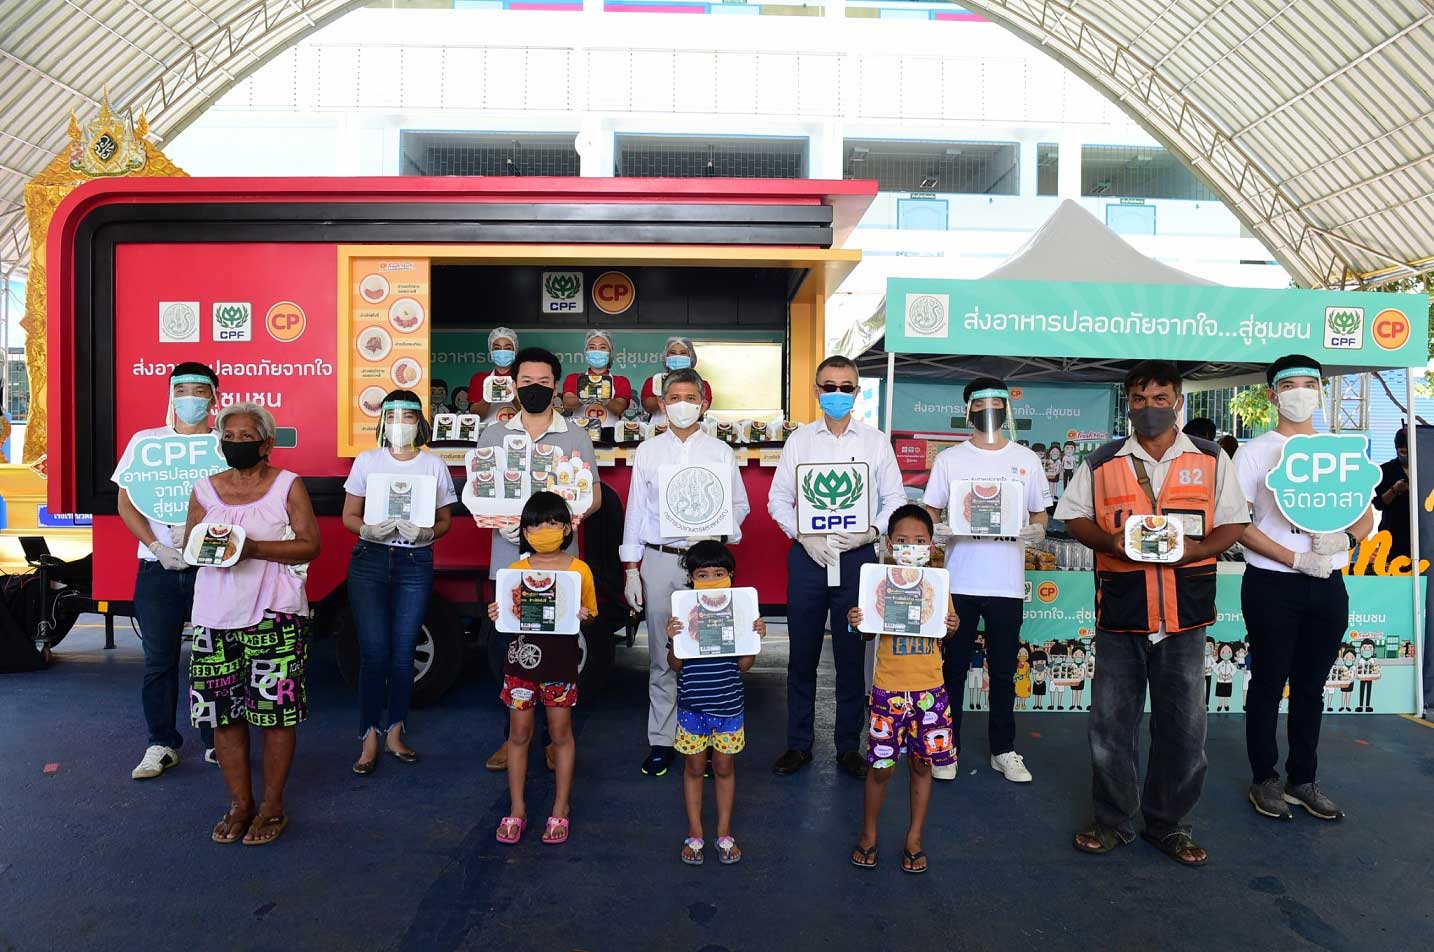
[134,560,213,751]
[348,540,434,737]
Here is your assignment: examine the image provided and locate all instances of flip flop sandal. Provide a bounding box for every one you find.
[211,810,252,845]
[716,836,741,865]
[850,843,878,869]
[242,814,289,847]
[541,817,570,845]
[1073,824,1125,855]
[495,816,527,845]
[901,850,929,875]
[681,837,705,866]
[1142,830,1209,868]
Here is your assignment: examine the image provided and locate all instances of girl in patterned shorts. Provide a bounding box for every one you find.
[666,541,766,866]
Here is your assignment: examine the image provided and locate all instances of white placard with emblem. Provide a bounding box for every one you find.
[795,462,872,536]
[658,463,734,538]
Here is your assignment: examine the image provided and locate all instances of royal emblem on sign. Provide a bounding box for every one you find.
[659,463,734,537]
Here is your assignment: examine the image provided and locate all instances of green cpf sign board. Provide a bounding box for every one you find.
[1265,434,1381,533]
[113,434,228,524]
[796,462,871,535]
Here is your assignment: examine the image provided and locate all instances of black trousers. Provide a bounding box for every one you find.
[1241,566,1348,786]
[942,594,1024,756]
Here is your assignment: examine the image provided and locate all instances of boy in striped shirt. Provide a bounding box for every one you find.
[666,541,766,866]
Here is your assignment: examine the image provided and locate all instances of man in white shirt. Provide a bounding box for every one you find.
[1236,354,1373,823]
[768,356,907,779]
[113,362,220,780]
[621,369,750,778]
[922,378,1050,784]
[1057,360,1248,867]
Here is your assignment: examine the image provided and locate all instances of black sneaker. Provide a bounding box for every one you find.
[837,750,869,779]
[1248,778,1292,819]
[772,748,814,776]
[641,746,674,777]
[1284,782,1344,821]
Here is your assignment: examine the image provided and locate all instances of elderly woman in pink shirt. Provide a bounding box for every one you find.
[183,402,320,846]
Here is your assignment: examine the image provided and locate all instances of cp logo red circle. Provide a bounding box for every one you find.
[592,271,635,315]
[1372,308,1410,351]
[265,301,306,342]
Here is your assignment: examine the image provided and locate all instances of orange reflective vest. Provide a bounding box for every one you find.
[1087,437,1220,634]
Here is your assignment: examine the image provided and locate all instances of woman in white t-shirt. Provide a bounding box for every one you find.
[343,391,458,775]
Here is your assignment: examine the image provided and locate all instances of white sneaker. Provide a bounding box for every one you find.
[131,745,180,780]
[204,748,218,765]
[991,751,1033,783]
[931,763,958,781]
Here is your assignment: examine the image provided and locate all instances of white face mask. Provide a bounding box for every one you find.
[386,421,418,449]
[1276,388,1321,424]
[666,400,702,429]
[891,544,932,567]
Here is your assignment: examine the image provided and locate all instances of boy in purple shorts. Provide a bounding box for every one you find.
[847,505,960,874]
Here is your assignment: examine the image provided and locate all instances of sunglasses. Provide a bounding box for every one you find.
[817,382,858,394]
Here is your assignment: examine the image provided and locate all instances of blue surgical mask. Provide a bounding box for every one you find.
[173,396,211,426]
[665,355,692,372]
[818,391,856,420]
[586,350,610,370]
[490,349,515,368]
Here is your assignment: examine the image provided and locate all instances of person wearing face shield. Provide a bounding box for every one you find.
[1057,361,1250,867]
[1372,427,1412,561]
[620,369,751,778]
[113,362,221,780]
[469,327,521,425]
[921,378,1051,784]
[1234,355,1374,823]
[640,337,713,425]
[341,391,458,775]
[767,356,907,780]
[562,329,633,430]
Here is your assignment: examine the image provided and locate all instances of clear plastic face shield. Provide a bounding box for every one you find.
[166,373,216,429]
[378,399,423,451]
[1269,367,1324,425]
[966,388,1017,443]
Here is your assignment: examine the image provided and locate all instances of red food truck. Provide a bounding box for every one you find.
[45,176,875,701]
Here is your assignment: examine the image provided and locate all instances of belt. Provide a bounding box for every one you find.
[645,543,689,556]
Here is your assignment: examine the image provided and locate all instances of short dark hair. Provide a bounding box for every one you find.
[661,368,706,398]
[1219,434,1240,457]
[432,378,448,392]
[1123,360,1183,395]
[377,388,432,447]
[170,361,218,388]
[514,347,562,384]
[962,377,1008,404]
[1395,427,1409,449]
[682,540,737,579]
[815,355,858,381]
[518,491,574,554]
[1182,417,1217,442]
[888,503,934,538]
[1266,354,1323,387]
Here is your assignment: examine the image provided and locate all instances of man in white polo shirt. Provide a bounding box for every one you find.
[923,377,1050,783]
[621,368,750,778]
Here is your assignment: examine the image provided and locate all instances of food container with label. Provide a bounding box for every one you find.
[184,523,247,568]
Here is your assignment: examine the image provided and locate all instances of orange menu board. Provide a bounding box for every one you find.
[343,258,431,455]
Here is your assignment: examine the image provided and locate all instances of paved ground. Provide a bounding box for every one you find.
[3,617,1434,952]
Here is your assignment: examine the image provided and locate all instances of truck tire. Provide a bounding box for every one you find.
[334,594,465,707]
[484,621,615,693]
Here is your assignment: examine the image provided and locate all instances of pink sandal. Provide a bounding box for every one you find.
[495,816,527,844]
[541,816,570,845]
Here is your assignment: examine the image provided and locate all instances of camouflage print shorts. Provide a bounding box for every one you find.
[189,612,309,730]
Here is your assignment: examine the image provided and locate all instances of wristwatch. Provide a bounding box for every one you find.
[665,638,674,650]
[1344,531,1358,550]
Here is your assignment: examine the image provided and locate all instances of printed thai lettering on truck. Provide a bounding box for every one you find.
[219,392,284,409]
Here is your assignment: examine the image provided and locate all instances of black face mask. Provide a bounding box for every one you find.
[1128,406,1177,438]
[221,439,268,471]
[971,406,1007,434]
[517,383,555,414]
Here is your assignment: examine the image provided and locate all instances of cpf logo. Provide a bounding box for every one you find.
[213,302,252,342]
[796,462,871,535]
[1324,307,1363,350]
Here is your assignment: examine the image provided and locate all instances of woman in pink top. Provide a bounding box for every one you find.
[183,402,320,847]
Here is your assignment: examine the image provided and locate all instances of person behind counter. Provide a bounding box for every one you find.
[480,347,601,774]
[1372,427,1412,561]
[469,326,520,424]
[640,337,714,426]
[116,361,220,780]
[184,402,321,846]
[562,329,631,429]
[342,391,457,775]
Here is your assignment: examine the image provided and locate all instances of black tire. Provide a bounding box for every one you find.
[334,594,465,707]
[483,619,615,693]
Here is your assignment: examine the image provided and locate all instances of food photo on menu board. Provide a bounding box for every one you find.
[494,568,583,635]
[348,259,431,452]
[362,473,439,528]
[670,588,762,660]
[949,478,1025,537]
[461,435,594,527]
[856,564,950,638]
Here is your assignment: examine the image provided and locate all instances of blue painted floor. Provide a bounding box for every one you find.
[3,618,1433,952]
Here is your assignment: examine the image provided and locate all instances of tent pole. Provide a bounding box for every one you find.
[884,351,895,435]
[1407,371,1424,716]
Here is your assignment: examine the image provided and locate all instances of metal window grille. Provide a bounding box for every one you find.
[399,131,581,177]
[1037,142,1059,197]
[843,139,1018,194]
[614,135,806,178]
[1081,144,1217,201]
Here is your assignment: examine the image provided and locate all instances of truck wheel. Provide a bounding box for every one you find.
[333,595,465,707]
[484,622,614,693]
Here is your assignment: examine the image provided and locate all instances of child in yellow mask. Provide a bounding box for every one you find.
[665,540,766,866]
[487,491,596,847]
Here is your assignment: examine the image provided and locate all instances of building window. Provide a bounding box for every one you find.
[614,134,807,178]
[1081,144,1217,201]
[1037,142,1058,196]
[6,350,28,423]
[399,131,580,177]
[844,139,1018,195]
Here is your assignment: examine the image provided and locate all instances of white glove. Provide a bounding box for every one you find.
[624,567,644,611]
[1292,551,1334,579]
[499,522,523,546]
[831,528,878,553]
[1018,523,1047,546]
[396,520,435,545]
[360,519,400,543]
[1309,532,1349,556]
[800,534,839,567]
[150,543,188,571]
